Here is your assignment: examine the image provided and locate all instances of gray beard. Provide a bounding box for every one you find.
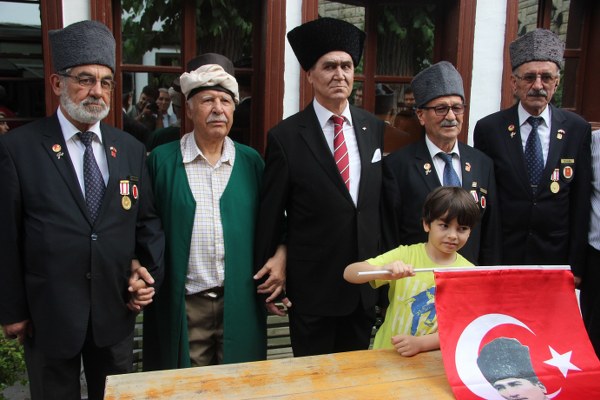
[60,92,110,124]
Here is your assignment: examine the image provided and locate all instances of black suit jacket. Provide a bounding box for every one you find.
[0,114,165,358]
[384,138,501,265]
[255,103,385,316]
[474,103,591,276]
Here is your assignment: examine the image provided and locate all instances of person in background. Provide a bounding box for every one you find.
[385,61,500,265]
[146,85,183,151]
[402,88,416,111]
[122,90,151,147]
[254,17,386,357]
[143,53,267,370]
[0,20,164,400]
[344,186,479,356]
[155,87,178,129]
[128,85,159,132]
[127,85,158,119]
[391,87,423,150]
[584,128,600,358]
[0,111,9,134]
[353,87,363,108]
[474,29,591,282]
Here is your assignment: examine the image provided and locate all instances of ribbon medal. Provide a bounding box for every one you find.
[550,169,560,194]
[120,180,131,210]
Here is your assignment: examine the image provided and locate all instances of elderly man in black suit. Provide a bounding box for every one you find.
[0,20,164,400]
[385,61,500,265]
[474,29,591,281]
[254,18,386,357]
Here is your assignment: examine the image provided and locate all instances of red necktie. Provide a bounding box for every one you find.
[331,115,350,189]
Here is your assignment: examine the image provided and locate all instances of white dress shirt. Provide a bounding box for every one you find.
[313,98,361,205]
[518,102,552,165]
[57,107,109,195]
[425,135,462,185]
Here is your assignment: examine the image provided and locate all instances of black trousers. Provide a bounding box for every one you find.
[288,303,376,357]
[24,321,134,400]
[582,245,600,359]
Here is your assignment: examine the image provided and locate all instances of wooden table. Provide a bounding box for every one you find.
[104,349,454,399]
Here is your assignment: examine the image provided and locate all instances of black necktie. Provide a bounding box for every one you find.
[438,152,461,187]
[78,131,105,223]
[525,116,544,192]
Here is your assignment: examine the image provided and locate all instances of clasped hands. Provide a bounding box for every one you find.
[254,245,292,316]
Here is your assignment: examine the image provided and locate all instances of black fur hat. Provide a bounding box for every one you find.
[287,17,365,71]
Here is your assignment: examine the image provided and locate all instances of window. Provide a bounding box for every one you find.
[0,0,44,130]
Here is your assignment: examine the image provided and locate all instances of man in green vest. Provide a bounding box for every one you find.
[142,53,267,369]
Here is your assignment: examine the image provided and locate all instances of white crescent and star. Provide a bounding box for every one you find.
[454,313,580,399]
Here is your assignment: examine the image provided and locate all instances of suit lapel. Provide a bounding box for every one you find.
[299,104,354,201]
[504,106,532,194]
[543,104,567,190]
[413,139,440,191]
[458,143,474,191]
[40,115,90,220]
[352,107,379,206]
[96,123,120,223]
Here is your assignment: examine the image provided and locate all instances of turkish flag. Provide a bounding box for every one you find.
[435,267,600,399]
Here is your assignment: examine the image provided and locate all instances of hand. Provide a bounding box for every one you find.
[265,297,292,316]
[385,261,415,280]
[254,245,288,303]
[127,259,156,312]
[391,334,421,357]
[2,320,31,344]
[574,275,582,288]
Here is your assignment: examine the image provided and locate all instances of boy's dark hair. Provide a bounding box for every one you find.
[422,186,480,228]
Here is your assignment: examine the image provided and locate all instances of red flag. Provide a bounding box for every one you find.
[435,267,600,399]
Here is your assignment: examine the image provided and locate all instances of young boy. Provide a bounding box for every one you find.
[344,186,480,356]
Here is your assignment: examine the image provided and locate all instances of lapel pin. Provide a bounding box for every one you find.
[557,129,565,140]
[424,163,432,175]
[110,146,117,158]
[465,162,471,172]
[52,144,64,159]
[508,124,516,138]
[362,126,367,131]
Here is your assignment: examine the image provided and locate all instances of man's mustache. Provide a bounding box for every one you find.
[527,89,548,98]
[207,115,228,123]
[82,98,106,107]
[441,120,459,127]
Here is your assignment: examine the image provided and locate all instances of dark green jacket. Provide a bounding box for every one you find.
[143,138,266,370]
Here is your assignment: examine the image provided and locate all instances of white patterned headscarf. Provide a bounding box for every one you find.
[180,64,239,104]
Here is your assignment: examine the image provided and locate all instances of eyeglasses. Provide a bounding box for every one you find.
[59,73,116,91]
[420,104,466,116]
[514,73,558,85]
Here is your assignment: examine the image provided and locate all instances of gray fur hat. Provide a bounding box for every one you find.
[287,17,365,71]
[50,20,116,72]
[510,28,565,70]
[411,61,465,108]
[477,338,539,385]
